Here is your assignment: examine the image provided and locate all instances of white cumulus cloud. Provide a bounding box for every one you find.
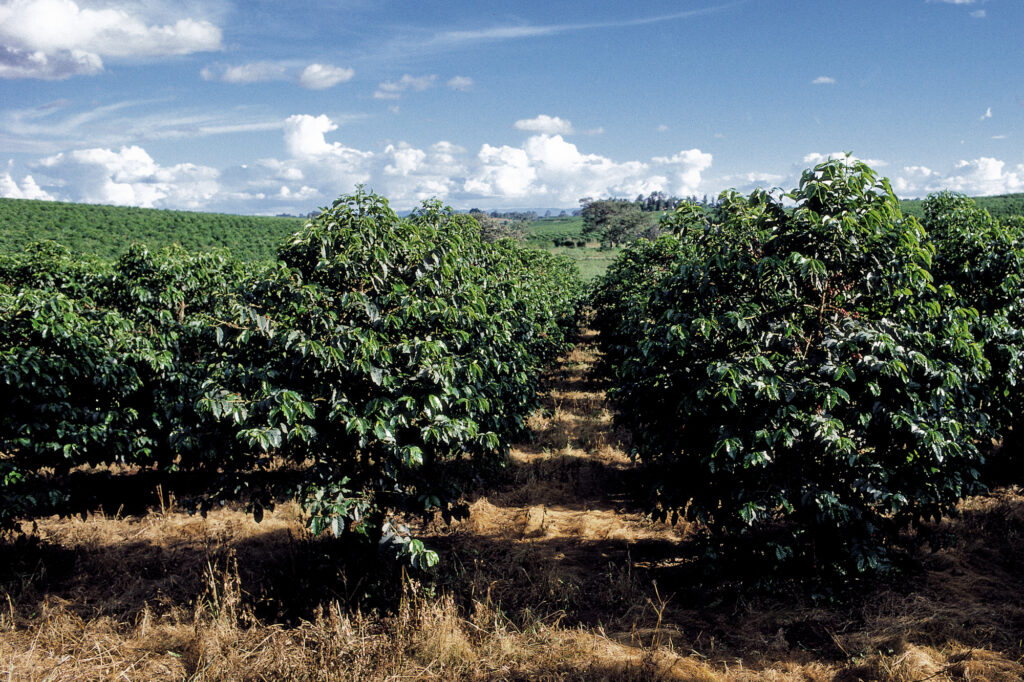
[652,149,714,196]
[0,164,54,200]
[0,46,102,80]
[719,171,786,193]
[32,145,219,208]
[280,114,374,197]
[0,0,222,79]
[283,114,370,161]
[465,144,537,197]
[802,152,887,168]
[379,142,463,202]
[299,63,354,90]
[277,184,318,201]
[384,143,427,176]
[514,115,575,135]
[10,113,717,212]
[894,157,1024,197]
[464,134,711,204]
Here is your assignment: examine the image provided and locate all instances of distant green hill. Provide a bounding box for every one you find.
[0,197,306,261]
[900,192,1024,222]
[3,192,1022,274]
[523,215,587,247]
[523,215,618,281]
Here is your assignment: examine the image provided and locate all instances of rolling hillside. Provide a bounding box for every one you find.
[0,197,306,262]
[900,192,1024,222]
[3,192,1024,280]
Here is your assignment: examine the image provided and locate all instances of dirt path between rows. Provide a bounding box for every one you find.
[445,328,688,572]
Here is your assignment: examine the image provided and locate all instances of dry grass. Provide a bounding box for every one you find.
[3,328,1024,680]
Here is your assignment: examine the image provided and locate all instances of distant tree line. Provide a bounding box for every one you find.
[578,191,721,247]
[467,209,529,243]
[469,209,539,222]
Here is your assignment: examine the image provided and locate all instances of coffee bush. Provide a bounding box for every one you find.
[595,158,990,578]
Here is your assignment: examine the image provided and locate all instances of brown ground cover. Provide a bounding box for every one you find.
[2,330,1023,680]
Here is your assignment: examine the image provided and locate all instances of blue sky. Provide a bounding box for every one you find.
[1,0,1022,214]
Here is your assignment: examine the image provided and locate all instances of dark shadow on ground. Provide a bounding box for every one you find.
[0,518,409,627]
[3,487,1022,678]
[478,450,645,514]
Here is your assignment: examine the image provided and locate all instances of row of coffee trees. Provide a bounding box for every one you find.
[593,157,1024,582]
[0,190,584,568]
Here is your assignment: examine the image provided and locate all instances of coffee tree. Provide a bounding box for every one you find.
[1,189,583,568]
[0,243,253,527]
[199,193,581,562]
[921,192,1024,443]
[591,232,691,376]
[596,158,991,578]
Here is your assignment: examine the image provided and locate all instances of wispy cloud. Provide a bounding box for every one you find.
[971,9,986,18]
[0,98,296,149]
[981,107,992,120]
[3,98,166,143]
[812,76,836,85]
[384,2,746,59]
[447,76,474,91]
[203,61,288,84]
[162,120,286,138]
[202,61,355,89]
[429,25,558,46]
[373,74,437,100]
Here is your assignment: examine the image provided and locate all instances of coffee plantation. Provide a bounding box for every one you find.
[0,189,584,568]
[3,162,1022,583]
